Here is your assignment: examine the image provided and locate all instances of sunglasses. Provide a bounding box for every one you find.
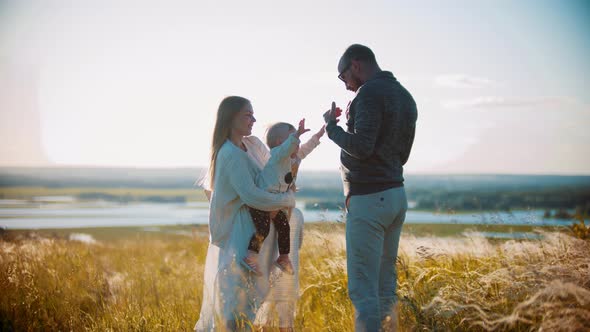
[338,62,352,82]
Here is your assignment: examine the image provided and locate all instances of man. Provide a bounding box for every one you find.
[323,44,417,332]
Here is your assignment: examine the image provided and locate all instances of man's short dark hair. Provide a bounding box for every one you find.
[342,44,377,65]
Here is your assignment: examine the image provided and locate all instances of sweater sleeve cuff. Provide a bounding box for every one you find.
[326,120,338,131]
[326,120,340,139]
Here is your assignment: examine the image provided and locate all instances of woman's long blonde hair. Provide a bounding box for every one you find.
[208,96,250,189]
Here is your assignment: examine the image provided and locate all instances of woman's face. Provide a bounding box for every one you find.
[231,102,256,137]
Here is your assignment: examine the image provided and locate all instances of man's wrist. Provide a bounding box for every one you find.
[325,121,339,140]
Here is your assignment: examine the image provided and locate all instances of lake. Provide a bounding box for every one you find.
[0,197,575,230]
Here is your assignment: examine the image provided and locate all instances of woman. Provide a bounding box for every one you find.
[194,96,297,331]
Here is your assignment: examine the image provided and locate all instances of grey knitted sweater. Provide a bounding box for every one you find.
[326,71,417,197]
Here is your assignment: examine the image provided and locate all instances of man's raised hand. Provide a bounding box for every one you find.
[323,101,343,124]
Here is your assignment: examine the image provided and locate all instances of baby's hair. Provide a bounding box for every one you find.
[265,122,295,148]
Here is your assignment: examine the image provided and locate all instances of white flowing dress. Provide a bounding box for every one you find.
[194,136,304,331]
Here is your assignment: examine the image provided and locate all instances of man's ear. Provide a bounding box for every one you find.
[351,59,361,73]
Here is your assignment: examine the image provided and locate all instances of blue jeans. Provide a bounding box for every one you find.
[346,187,407,332]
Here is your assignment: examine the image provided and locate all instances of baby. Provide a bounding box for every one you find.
[242,119,323,276]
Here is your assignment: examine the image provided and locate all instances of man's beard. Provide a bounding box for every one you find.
[349,76,364,92]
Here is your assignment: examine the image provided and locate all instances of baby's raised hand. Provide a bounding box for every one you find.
[296,118,310,138]
[313,125,326,140]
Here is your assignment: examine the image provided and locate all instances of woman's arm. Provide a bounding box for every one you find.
[227,153,295,211]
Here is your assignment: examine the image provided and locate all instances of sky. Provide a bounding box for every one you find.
[1,0,589,174]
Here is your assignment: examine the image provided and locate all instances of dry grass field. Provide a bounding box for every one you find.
[1,223,589,331]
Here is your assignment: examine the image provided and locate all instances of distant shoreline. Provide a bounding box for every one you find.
[2,184,589,213]
[2,166,590,215]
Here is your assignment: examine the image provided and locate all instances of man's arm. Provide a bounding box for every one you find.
[325,93,382,159]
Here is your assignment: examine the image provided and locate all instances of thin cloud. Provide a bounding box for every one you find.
[434,74,494,88]
[441,96,578,110]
